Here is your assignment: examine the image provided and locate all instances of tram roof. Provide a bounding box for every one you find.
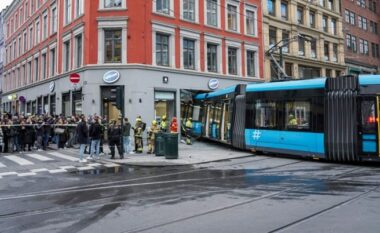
[246,78,326,92]
[194,85,236,100]
[359,75,380,85]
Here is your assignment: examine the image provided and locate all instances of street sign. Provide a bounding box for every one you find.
[70,73,80,84]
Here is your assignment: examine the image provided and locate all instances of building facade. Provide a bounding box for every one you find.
[263,0,346,80]
[342,0,380,74]
[1,0,264,123]
[0,10,4,114]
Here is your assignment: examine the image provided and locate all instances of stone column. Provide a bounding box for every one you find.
[290,1,297,24]
[318,36,325,61]
[275,0,281,19]
[305,6,310,27]
[328,42,333,62]
[292,63,299,79]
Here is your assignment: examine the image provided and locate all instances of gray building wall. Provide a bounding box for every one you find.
[2,64,258,124]
[0,10,4,114]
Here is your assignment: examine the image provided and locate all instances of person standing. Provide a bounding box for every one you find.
[76,115,89,162]
[160,115,168,132]
[133,117,143,152]
[89,116,102,159]
[147,120,159,154]
[108,120,123,159]
[185,118,193,145]
[122,117,133,155]
[170,117,178,133]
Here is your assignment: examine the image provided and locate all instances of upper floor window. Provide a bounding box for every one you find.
[183,38,195,70]
[156,0,170,15]
[269,27,276,48]
[327,0,333,10]
[245,9,256,36]
[322,16,328,32]
[228,47,238,75]
[331,19,337,35]
[332,43,338,62]
[324,42,329,61]
[309,11,315,28]
[370,21,378,34]
[357,0,366,8]
[183,0,196,22]
[282,30,289,53]
[281,1,288,20]
[156,33,170,66]
[51,6,57,33]
[76,0,84,16]
[246,50,256,77]
[310,39,317,58]
[42,13,48,40]
[267,0,275,16]
[369,0,377,13]
[206,0,218,27]
[105,29,122,63]
[65,0,72,25]
[227,4,238,31]
[297,7,303,24]
[298,37,305,56]
[207,43,218,72]
[105,0,121,8]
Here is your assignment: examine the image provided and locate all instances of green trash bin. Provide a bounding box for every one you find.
[164,133,179,159]
[155,132,165,156]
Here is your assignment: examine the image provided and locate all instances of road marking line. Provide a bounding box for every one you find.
[4,156,34,165]
[48,152,79,162]
[18,172,37,177]
[87,163,102,167]
[103,163,120,168]
[77,166,94,171]
[26,153,54,161]
[60,166,76,170]
[49,169,67,174]
[0,162,6,168]
[31,168,49,173]
[0,172,18,176]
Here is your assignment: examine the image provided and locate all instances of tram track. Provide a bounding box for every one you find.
[0,158,369,223]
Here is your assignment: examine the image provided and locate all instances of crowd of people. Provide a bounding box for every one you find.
[0,113,193,163]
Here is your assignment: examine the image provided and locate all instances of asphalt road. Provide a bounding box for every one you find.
[1,153,380,233]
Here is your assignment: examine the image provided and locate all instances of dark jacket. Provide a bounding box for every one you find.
[76,121,89,144]
[122,122,131,137]
[89,122,102,140]
[108,125,122,142]
[24,126,35,144]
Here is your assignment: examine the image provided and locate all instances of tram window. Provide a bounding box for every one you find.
[285,101,310,130]
[361,100,377,133]
[255,101,277,128]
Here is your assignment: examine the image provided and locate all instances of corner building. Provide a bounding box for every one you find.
[2,0,263,123]
[263,0,346,80]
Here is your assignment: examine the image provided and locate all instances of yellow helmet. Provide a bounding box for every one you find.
[162,115,167,120]
[136,118,142,122]
[152,120,157,125]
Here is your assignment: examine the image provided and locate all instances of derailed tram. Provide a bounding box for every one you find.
[192,75,380,162]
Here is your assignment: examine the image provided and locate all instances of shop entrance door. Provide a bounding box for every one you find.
[101,86,123,122]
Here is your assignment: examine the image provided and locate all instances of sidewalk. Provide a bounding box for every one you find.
[100,141,253,166]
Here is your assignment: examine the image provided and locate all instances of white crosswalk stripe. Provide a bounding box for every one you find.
[0,162,6,168]
[48,152,79,162]
[4,155,34,166]
[26,153,54,161]
[103,163,120,168]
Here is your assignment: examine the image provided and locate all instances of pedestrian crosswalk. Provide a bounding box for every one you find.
[0,151,121,180]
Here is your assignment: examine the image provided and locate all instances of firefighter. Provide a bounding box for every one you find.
[170,117,178,133]
[185,117,193,145]
[134,117,145,153]
[147,120,159,154]
[160,115,168,132]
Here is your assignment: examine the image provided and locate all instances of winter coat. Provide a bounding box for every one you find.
[108,125,122,141]
[24,126,35,144]
[89,122,102,140]
[76,121,89,144]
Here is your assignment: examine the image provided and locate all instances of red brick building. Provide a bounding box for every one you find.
[342,0,380,74]
[2,0,263,122]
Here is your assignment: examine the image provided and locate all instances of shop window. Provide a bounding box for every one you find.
[255,100,277,129]
[32,101,36,115]
[37,97,43,115]
[155,91,176,123]
[62,93,70,117]
[285,101,310,130]
[43,96,49,114]
[50,94,56,115]
[72,91,82,116]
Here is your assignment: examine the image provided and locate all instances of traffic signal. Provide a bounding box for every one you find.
[116,86,124,111]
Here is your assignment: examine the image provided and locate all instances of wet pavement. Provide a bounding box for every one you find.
[0,153,380,233]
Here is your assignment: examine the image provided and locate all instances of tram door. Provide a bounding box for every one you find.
[358,97,380,158]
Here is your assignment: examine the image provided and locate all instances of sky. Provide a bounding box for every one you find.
[0,0,14,12]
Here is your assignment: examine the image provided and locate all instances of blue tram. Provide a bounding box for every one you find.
[193,75,380,162]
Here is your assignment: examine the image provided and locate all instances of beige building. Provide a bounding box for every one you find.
[263,0,346,80]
